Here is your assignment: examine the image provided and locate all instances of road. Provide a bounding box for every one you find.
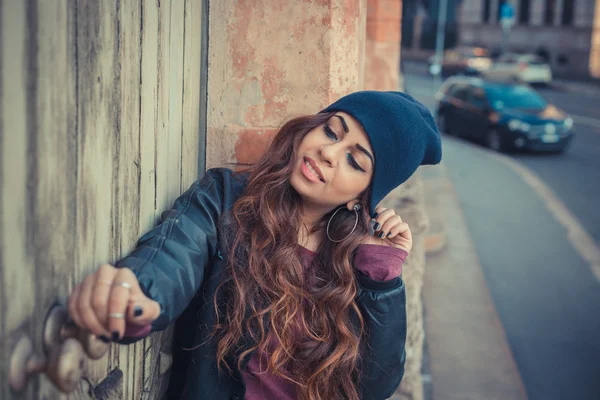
[404,61,600,400]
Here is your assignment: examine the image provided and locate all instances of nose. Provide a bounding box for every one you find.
[319,142,342,168]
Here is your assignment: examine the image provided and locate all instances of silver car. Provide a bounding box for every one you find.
[487,53,552,84]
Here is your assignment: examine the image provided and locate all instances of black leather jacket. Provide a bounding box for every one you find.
[116,168,407,400]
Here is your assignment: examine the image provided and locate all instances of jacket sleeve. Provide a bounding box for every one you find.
[356,274,407,400]
[115,169,232,332]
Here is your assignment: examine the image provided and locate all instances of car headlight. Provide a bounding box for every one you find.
[507,119,530,132]
[508,119,521,131]
[563,117,573,130]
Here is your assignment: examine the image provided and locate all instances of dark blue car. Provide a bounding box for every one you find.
[435,76,575,153]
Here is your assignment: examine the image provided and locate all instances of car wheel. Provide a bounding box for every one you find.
[486,129,506,152]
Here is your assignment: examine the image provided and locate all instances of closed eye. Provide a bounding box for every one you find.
[324,124,338,140]
[324,125,365,172]
[347,153,365,172]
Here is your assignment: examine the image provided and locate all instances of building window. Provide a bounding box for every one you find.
[561,0,575,26]
[519,0,530,24]
[497,1,503,21]
[483,0,491,22]
[544,0,556,25]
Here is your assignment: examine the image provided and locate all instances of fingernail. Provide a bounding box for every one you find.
[378,231,385,238]
[372,212,379,219]
[99,335,110,343]
[133,306,143,317]
[387,232,392,237]
[374,222,381,231]
[112,331,120,341]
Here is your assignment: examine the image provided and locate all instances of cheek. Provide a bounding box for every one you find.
[328,170,370,197]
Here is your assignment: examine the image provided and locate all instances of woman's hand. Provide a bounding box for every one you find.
[364,207,412,252]
[68,265,161,342]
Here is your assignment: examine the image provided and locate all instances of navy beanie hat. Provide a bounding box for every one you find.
[321,91,442,216]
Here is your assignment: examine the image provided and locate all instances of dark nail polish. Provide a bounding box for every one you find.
[378,231,385,238]
[374,222,381,231]
[372,212,379,219]
[112,331,120,341]
[387,232,392,237]
[99,335,110,343]
[133,306,143,317]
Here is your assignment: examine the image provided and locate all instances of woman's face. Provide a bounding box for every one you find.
[290,112,374,211]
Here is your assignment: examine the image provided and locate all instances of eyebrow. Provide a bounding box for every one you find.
[356,143,374,166]
[333,115,374,167]
[334,115,349,132]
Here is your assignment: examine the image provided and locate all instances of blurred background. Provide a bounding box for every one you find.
[401,1,600,400]
[1,1,599,399]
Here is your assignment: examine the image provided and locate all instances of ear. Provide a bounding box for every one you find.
[345,199,362,211]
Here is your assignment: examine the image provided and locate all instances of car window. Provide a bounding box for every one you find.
[484,83,548,110]
[525,56,546,65]
[441,83,455,95]
[449,85,469,101]
[469,87,488,108]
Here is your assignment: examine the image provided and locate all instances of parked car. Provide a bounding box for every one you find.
[435,76,574,153]
[428,46,493,77]
[486,53,552,84]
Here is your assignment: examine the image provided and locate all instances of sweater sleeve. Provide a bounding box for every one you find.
[354,244,408,282]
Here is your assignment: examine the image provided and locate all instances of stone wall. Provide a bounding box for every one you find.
[206,0,366,169]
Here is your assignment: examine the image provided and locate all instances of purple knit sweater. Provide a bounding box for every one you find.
[122,244,408,399]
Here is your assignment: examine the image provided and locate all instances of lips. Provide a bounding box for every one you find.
[303,156,325,182]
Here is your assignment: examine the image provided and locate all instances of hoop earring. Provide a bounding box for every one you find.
[326,204,361,243]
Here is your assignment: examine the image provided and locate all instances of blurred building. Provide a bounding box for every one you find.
[402,0,462,50]
[457,0,600,79]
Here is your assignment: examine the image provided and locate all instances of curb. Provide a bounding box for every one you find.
[421,164,450,255]
[424,231,446,254]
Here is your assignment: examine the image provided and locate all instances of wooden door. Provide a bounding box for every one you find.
[0,0,207,398]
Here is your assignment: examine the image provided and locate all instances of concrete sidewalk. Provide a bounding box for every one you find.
[420,164,528,400]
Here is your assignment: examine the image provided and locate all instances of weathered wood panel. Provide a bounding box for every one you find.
[75,1,121,397]
[0,0,206,398]
[32,0,79,397]
[0,2,36,398]
[182,0,204,185]
[115,2,145,399]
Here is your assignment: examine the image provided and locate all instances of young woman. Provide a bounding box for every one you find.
[67,91,441,400]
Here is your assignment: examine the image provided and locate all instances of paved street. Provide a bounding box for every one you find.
[405,61,600,399]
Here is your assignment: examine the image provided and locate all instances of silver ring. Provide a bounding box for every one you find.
[108,313,125,319]
[113,281,132,290]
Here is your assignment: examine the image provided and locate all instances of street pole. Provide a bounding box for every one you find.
[433,0,448,93]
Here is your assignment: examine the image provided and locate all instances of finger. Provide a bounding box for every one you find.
[107,268,138,340]
[91,264,119,328]
[77,274,111,337]
[115,268,162,325]
[68,283,84,329]
[372,208,397,233]
[387,222,410,238]
[388,223,412,251]
[379,215,404,238]
[126,297,161,326]
[373,206,386,218]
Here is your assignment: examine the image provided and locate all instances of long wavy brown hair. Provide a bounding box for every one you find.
[212,112,373,400]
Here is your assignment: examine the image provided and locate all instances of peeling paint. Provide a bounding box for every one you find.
[208,0,366,167]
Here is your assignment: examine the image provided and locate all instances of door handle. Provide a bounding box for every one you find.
[8,303,110,393]
[8,334,86,393]
[44,303,109,360]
